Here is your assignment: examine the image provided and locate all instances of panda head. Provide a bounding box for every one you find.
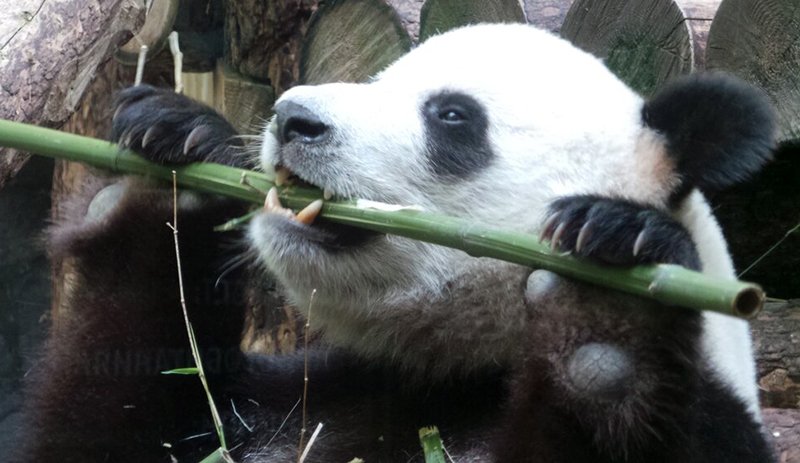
[261,25,664,217]
[250,23,774,357]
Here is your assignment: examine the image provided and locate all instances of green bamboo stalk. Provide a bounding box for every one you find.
[419,426,447,463]
[199,447,231,463]
[0,118,765,318]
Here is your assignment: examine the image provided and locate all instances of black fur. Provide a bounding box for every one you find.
[12,176,505,462]
[111,85,249,167]
[642,73,776,202]
[498,276,773,463]
[542,195,702,270]
[422,91,494,177]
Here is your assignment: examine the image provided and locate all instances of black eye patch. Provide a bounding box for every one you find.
[422,92,494,178]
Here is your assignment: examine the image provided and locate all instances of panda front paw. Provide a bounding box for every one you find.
[540,195,701,270]
[111,85,243,166]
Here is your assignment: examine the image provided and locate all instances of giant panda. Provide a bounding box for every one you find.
[15,24,776,462]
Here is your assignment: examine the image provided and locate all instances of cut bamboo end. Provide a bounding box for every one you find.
[733,286,765,319]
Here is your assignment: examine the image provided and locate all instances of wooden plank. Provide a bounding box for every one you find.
[418,0,526,42]
[707,0,800,144]
[300,0,412,84]
[561,0,693,96]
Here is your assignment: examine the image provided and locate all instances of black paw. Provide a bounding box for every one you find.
[540,195,701,270]
[111,85,244,166]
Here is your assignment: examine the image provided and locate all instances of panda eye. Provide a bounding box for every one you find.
[439,108,467,123]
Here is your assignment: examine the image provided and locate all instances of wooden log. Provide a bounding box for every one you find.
[762,408,800,463]
[214,63,275,133]
[115,0,179,64]
[706,0,800,144]
[561,0,696,96]
[224,0,316,95]
[0,0,144,190]
[418,0,526,42]
[752,300,800,409]
[51,52,179,322]
[300,0,411,84]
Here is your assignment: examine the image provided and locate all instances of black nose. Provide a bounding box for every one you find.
[275,101,330,144]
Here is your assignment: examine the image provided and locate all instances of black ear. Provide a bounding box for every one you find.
[642,73,776,195]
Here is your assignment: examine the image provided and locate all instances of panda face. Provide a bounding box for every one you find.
[250,24,688,368]
[261,24,676,221]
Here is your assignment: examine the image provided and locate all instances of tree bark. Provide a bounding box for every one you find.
[0,0,145,189]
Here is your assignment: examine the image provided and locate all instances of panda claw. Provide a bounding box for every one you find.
[183,125,210,155]
[113,102,129,122]
[633,229,647,257]
[550,221,567,252]
[120,129,135,149]
[142,125,159,149]
[539,212,561,243]
[575,219,593,253]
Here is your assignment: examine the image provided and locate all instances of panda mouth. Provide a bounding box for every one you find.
[264,165,378,248]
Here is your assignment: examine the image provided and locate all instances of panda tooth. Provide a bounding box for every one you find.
[265,187,283,211]
[323,188,334,200]
[275,167,292,187]
[296,199,324,225]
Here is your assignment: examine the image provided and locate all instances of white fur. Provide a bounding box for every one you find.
[675,190,761,419]
[252,24,758,412]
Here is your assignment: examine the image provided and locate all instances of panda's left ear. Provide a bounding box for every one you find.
[642,72,777,195]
